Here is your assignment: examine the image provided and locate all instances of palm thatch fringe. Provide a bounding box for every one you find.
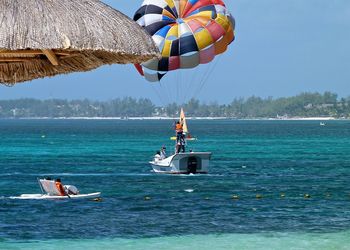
[0,0,160,85]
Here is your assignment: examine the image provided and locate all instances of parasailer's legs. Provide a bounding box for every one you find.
[175,134,186,154]
[176,132,183,143]
[176,144,180,154]
[181,144,185,153]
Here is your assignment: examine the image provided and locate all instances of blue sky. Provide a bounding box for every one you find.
[0,0,349,104]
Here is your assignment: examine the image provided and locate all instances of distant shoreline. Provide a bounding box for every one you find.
[0,116,342,121]
[1,92,349,120]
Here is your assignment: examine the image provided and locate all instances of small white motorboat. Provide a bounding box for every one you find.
[10,179,101,200]
[150,108,212,174]
[150,152,212,174]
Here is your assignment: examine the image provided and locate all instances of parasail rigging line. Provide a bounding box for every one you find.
[151,83,167,108]
[195,55,222,99]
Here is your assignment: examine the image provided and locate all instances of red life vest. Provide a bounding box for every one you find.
[55,182,65,196]
[176,123,183,133]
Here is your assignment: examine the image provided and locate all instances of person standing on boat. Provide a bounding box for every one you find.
[180,134,186,153]
[176,134,186,153]
[175,121,184,143]
[55,179,66,196]
[160,146,167,159]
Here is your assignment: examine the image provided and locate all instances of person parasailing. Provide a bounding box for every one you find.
[175,120,184,143]
[176,133,186,154]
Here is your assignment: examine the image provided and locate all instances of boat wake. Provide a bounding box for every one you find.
[174,173,222,177]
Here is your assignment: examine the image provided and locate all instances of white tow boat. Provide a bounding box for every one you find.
[150,152,212,174]
[10,179,101,200]
[150,109,212,174]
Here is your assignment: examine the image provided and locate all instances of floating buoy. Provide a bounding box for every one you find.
[256,194,263,199]
[144,196,151,201]
[280,193,286,198]
[41,135,46,138]
[232,195,240,200]
[304,194,311,199]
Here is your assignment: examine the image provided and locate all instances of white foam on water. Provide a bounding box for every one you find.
[2,231,350,250]
[184,189,194,193]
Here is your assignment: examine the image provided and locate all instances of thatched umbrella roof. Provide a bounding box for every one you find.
[0,0,160,85]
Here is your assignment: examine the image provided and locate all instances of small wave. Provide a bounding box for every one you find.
[206,174,225,177]
[0,172,223,178]
[173,173,223,177]
[184,189,194,193]
[174,173,203,177]
[0,173,155,177]
[0,172,22,176]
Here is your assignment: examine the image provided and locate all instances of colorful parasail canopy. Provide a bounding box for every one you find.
[134,0,235,82]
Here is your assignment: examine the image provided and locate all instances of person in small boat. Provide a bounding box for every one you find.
[160,146,167,159]
[55,178,66,196]
[154,151,162,161]
[175,121,183,143]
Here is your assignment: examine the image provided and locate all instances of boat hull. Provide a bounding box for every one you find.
[9,192,101,200]
[150,152,211,174]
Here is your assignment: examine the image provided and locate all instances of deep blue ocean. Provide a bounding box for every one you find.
[1,119,350,249]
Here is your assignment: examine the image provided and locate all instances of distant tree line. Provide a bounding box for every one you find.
[0,92,350,118]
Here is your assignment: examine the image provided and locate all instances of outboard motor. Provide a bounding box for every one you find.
[187,157,198,174]
[64,185,79,195]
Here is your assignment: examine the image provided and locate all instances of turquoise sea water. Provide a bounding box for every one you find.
[1,119,350,249]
